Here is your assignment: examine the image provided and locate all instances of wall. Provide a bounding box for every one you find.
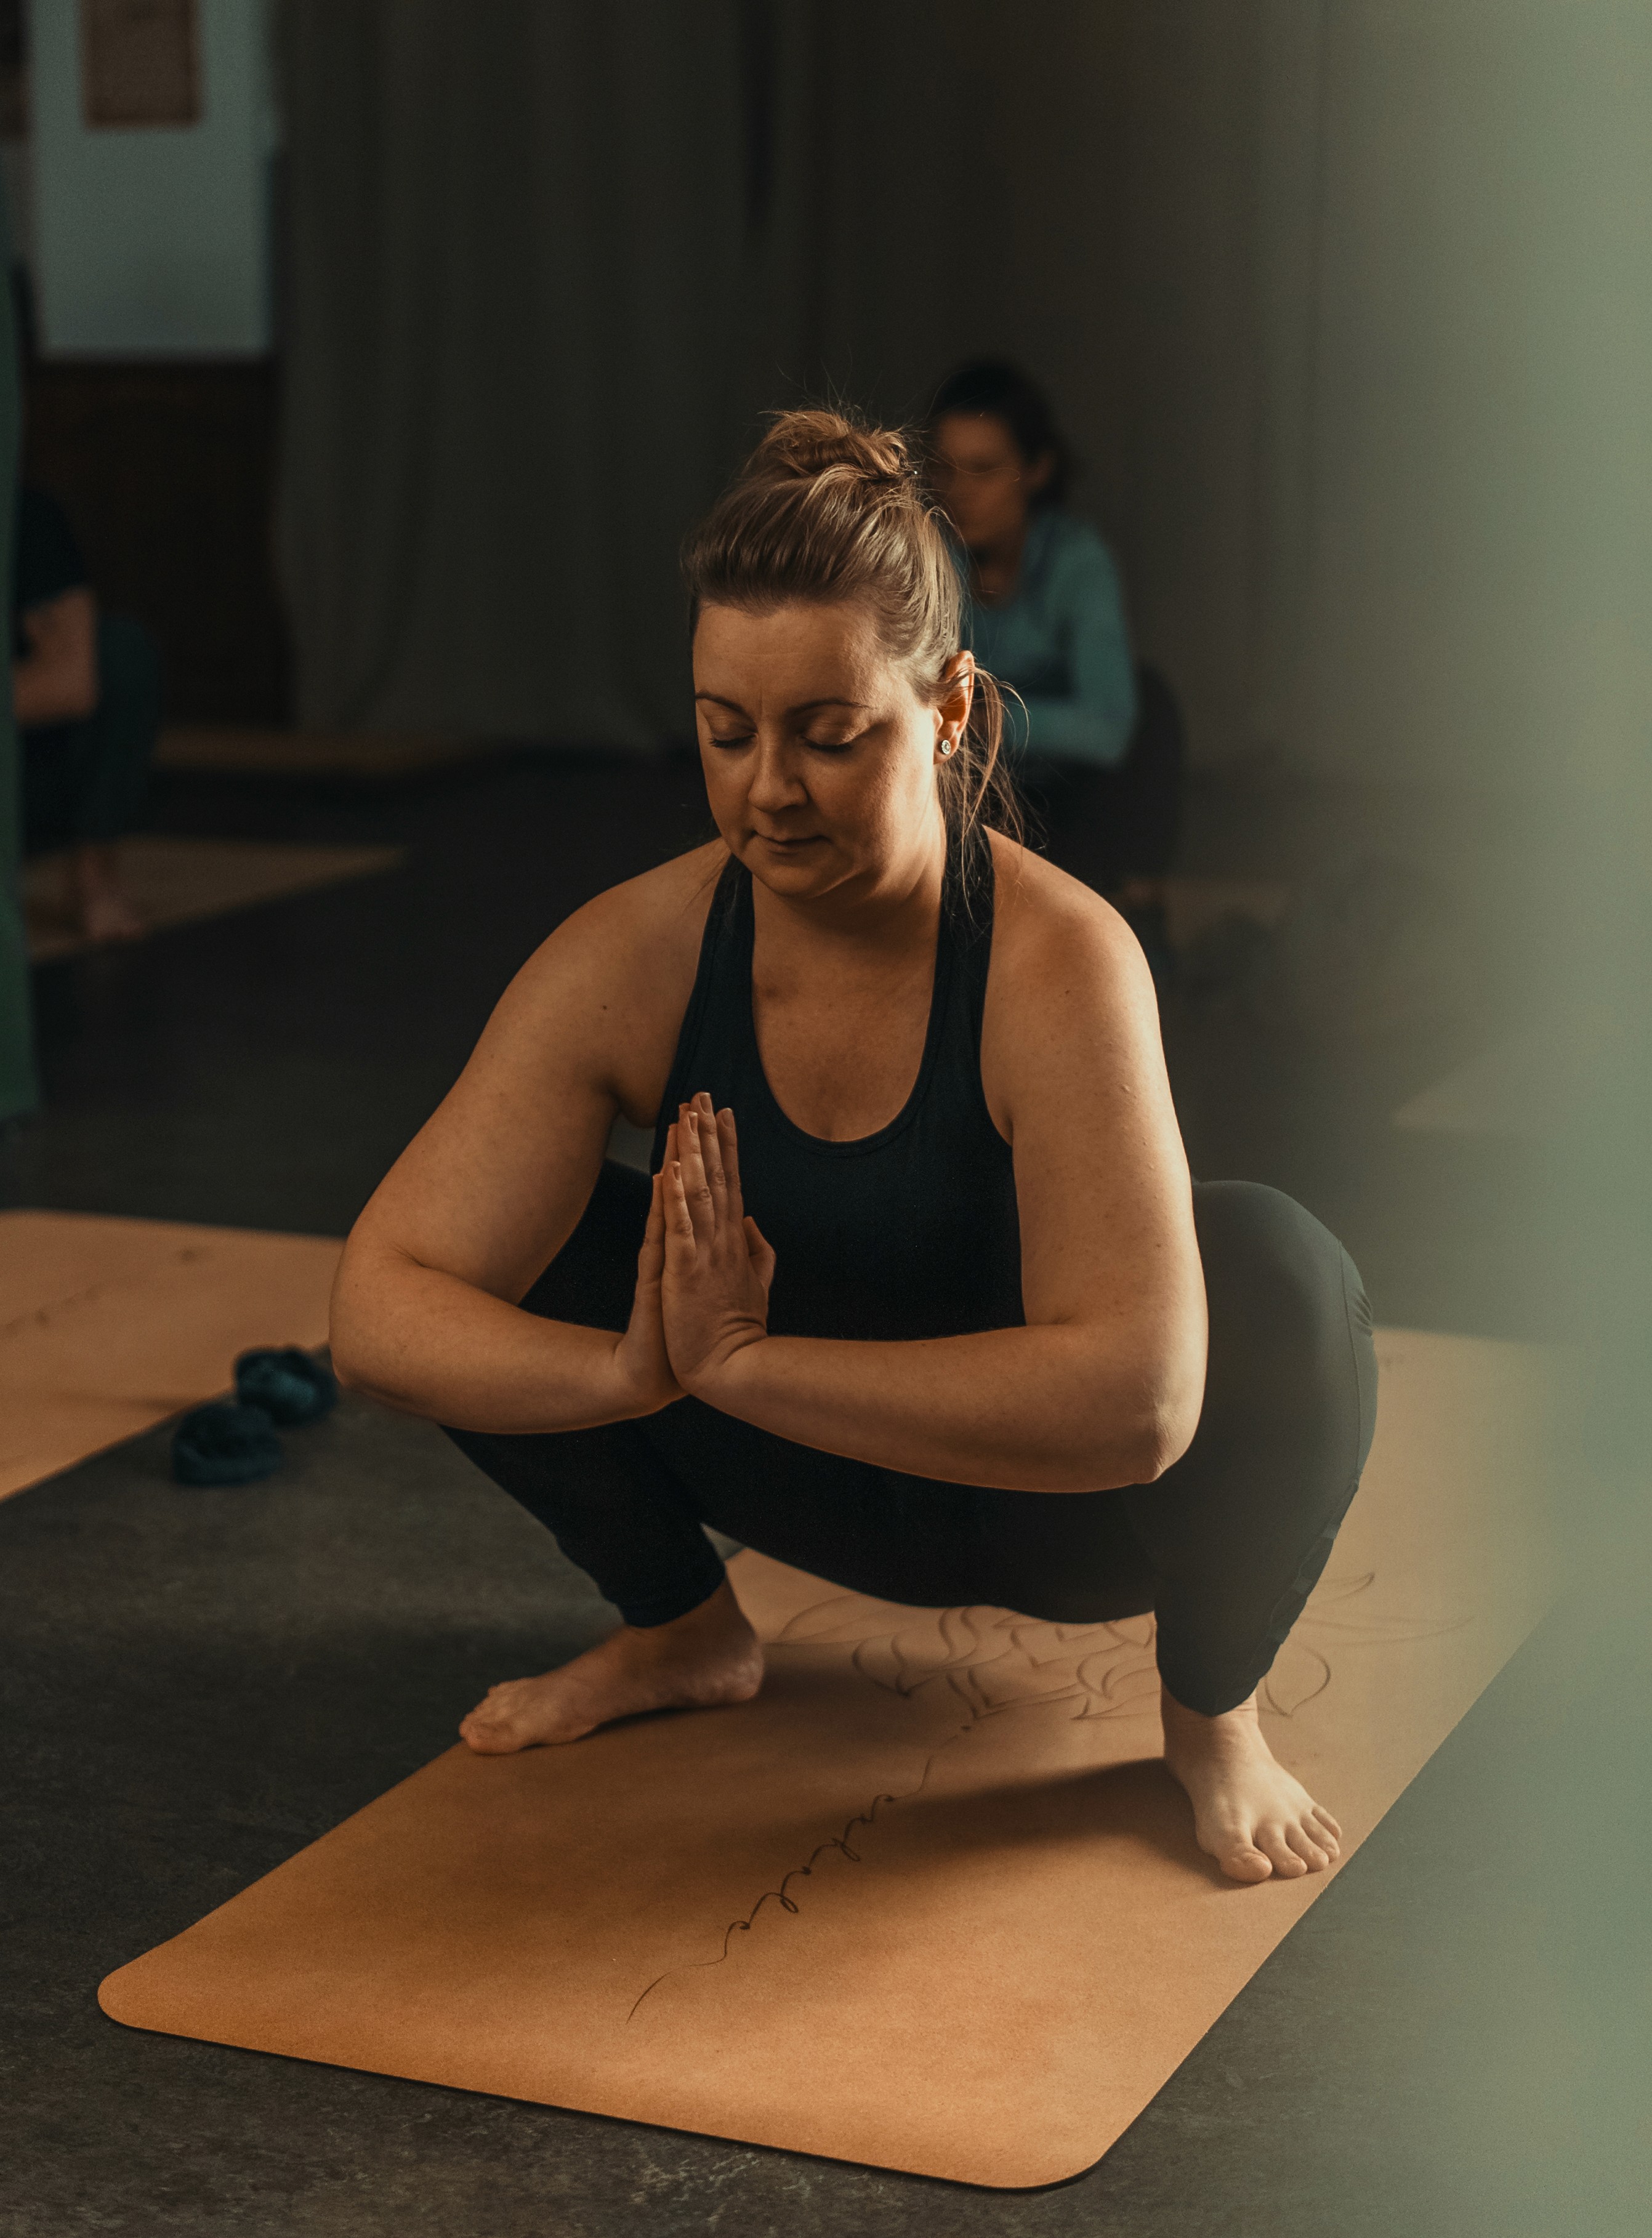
[28,0,274,356]
[1109,0,1652,794]
[271,0,1648,778]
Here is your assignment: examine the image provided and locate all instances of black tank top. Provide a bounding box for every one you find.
[651,824,1024,1344]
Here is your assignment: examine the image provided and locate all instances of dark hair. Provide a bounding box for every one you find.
[682,408,1021,849]
[925,359,1073,507]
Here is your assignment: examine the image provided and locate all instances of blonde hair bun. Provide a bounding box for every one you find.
[744,408,915,490]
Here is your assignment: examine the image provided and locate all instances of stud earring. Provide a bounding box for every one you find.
[940,741,956,757]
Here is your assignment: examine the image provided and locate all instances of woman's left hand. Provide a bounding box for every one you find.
[661,1092,776,1393]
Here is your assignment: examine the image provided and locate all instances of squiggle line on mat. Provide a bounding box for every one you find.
[624,1600,1154,2024]
[624,1744,959,2023]
[624,1563,1465,2019]
[1258,1569,1472,1717]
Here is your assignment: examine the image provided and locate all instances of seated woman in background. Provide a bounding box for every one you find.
[12,486,161,943]
[331,409,1375,1887]
[926,360,1181,925]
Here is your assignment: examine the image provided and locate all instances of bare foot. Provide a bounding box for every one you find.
[77,887,145,943]
[459,1579,764,1753]
[1159,1681,1342,1883]
[69,845,144,944]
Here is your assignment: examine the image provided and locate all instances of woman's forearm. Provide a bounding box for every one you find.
[692,1324,1180,1494]
[330,1250,650,1434]
[1018,691,1134,768]
[12,651,99,727]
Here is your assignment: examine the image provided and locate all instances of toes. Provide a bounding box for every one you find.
[1311,1804,1342,1845]
[1217,1844,1271,1880]
[460,1704,518,1749]
[1284,1822,1331,1871]
[1219,1842,1275,1883]
[461,1720,522,1755]
[1257,1826,1308,1877]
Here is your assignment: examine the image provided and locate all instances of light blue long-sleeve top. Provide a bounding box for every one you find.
[957,509,1138,769]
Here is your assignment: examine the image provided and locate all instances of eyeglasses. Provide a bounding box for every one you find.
[929,458,1023,486]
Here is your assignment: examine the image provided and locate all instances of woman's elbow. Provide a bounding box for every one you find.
[326,1309,374,1396]
[326,1249,384,1396]
[1067,1378,1201,1491]
[1128,1420,1192,1485]
[1130,1375,1204,1483]
[328,1326,416,1413]
[329,1337,371,1396]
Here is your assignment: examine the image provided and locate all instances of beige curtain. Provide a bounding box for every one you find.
[273,0,1143,749]
[276,0,756,743]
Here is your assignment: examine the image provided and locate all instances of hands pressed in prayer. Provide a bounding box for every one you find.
[611,1159,685,1414]
[656,1089,775,1393]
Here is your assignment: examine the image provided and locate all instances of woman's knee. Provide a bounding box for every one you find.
[1192,1181,1374,1452]
[518,1157,650,1329]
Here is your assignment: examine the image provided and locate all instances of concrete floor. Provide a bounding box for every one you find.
[0,753,1581,2233]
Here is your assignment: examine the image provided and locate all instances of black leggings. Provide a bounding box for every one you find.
[22,614,161,852]
[1019,662,1185,890]
[446,1165,1377,1718]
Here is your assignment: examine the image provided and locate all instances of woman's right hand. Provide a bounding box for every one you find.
[611,1167,685,1415]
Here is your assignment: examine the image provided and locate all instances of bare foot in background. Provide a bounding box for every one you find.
[70,844,144,943]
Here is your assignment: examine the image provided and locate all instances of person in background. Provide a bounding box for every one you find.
[12,485,161,943]
[926,360,1182,935]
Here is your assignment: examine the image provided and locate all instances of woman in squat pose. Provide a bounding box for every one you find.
[331,413,1376,1887]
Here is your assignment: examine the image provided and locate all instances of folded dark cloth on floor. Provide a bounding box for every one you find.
[234,1348,339,1427]
[172,1402,283,1487]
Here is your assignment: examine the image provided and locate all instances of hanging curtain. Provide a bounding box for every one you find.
[276,1,754,743]
[0,162,36,1121]
[273,0,1129,749]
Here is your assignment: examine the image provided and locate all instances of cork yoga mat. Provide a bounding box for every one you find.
[0,1212,343,1502]
[100,1329,1555,2188]
[25,837,405,962]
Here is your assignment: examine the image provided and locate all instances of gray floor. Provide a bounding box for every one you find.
[0,1396,1579,2237]
[0,753,1592,2232]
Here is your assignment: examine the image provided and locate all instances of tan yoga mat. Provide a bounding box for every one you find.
[100,1328,1555,2187]
[0,1212,342,1502]
[25,836,405,960]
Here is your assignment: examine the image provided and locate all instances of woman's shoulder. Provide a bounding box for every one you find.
[574,839,731,951]
[976,831,1163,1128]
[983,829,1153,1005]
[497,839,728,1051]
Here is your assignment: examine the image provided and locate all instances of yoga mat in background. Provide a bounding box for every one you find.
[25,837,405,961]
[101,1329,1555,2188]
[0,1212,342,1502]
